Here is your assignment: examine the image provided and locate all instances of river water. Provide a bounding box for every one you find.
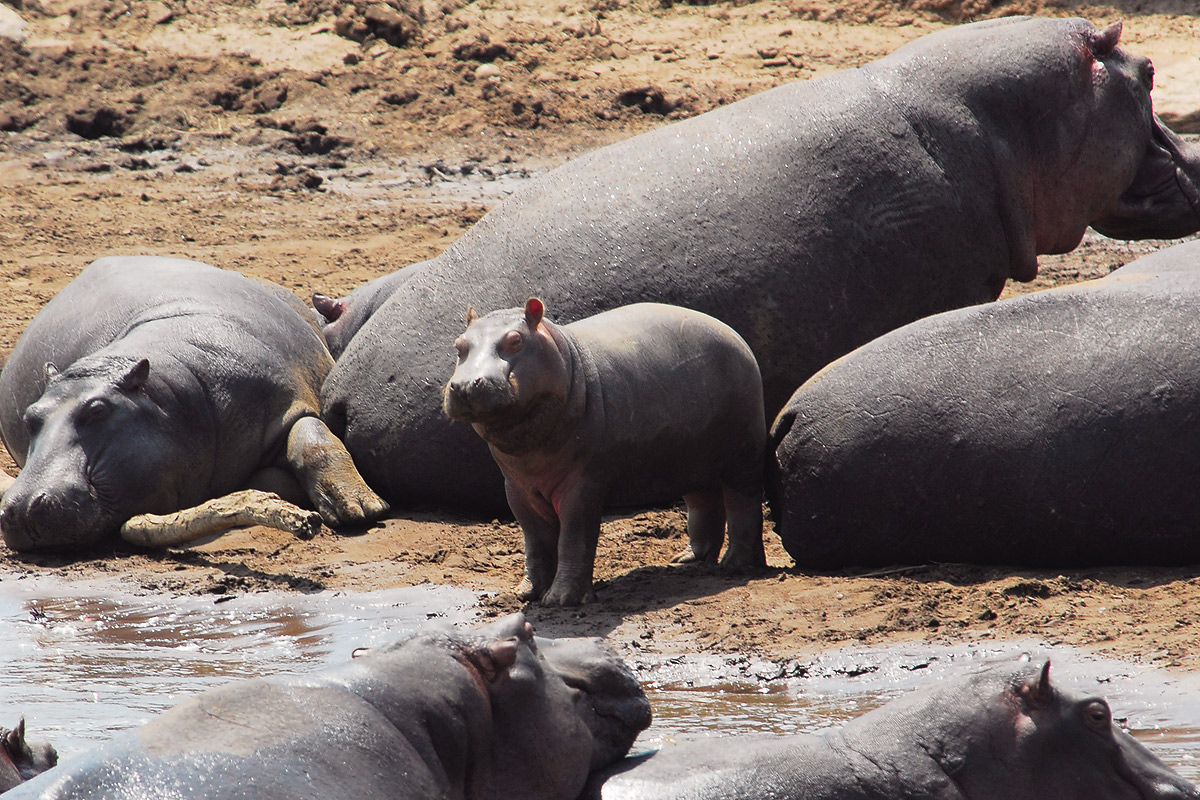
[1,574,1197,781]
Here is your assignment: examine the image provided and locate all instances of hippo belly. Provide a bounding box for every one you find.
[321,16,1200,513]
[768,239,1200,567]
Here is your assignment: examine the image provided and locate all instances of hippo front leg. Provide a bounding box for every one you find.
[507,484,560,602]
[542,484,605,606]
[285,416,389,526]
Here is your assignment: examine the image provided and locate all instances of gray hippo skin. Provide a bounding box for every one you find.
[321,16,1200,513]
[583,659,1198,800]
[311,267,413,359]
[768,239,1200,567]
[0,719,56,793]
[0,256,387,552]
[443,299,765,606]
[4,613,651,800]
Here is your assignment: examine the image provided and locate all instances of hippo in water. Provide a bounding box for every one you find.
[583,659,1199,800]
[0,256,387,552]
[768,239,1200,567]
[4,613,651,800]
[319,17,1200,514]
[443,299,765,605]
[0,719,56,793]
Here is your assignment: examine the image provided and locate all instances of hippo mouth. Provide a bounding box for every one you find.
[1091,116,1200,240]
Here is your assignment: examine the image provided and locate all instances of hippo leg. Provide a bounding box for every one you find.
[509,487,560,602]
[285,416,389,526]
[719,483,766,568]
[541,485,604,606]
[673,488,725,564]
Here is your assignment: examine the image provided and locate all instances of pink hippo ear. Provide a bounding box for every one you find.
[465,306,479,326]
[468,637,521,683]
[1018,660,1055,709]
[118,358,150,392]
[524,297,545,329]
[1088,20,1122,58]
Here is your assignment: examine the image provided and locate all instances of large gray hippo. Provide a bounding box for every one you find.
[3,613,651,800]
[0,256,387,552]
[320,16,1200,513]
[768,239,1200,567]
[583,659,1199,800]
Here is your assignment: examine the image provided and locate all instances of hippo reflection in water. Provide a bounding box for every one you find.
[3,613,651,800]
[585,658,1199,800]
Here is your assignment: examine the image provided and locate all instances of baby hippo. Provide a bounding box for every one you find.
[444,298,766,606]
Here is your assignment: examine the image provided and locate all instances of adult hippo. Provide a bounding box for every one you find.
[0,719,56,793]
[768,239,1200,567]
[320,17,1200,513]
[583,659,1199,800]
[4,613,651,800]
[0,256,387,552]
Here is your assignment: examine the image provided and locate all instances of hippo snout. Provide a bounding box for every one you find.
[443,375,516,422]
[0,483,103,552]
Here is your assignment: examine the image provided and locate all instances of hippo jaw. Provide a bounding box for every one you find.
[1091,115,1200,240]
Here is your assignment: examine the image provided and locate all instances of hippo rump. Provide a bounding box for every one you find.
[4,614,651,800]
[319,16,1200,513]
[0,719,56,793]
[768,239,1200,567]
[0,256,387,552]
[443,300,765,605]
[583,659,1199,800]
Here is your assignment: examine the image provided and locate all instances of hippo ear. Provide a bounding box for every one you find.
[1019,660,1055,709]
[465,306,479,326]
[118,359,150,392]
[468,637,521,682]
[524,297,545,329]
[1088,20,1122,58]
[43,362,59,382]
[312,293,345,323]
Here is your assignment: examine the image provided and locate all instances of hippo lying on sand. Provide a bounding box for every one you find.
[0,719,56,793]
[0,256,387,552]
[769,239,1200,567]
[4,613,651,800]
[444,299,765,605]
[320,16,1200,514]
[584,659,1199,800]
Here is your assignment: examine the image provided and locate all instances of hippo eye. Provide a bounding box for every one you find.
[78,398,111,425]
[454,337,469,359]
[499,330,524,356]
[1141,61,1155,90]
[1083,700,1112,731]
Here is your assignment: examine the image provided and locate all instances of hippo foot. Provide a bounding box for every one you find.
[515,576,540,602]
[670,546,719,564]
[540,580,596,607]
[718,546,768,570]
[287,417,390,527]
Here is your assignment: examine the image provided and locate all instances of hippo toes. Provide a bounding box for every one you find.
[444,298,766,606]
[4,613,651,800]
[584,658,1200,800]
[0,719,56,793]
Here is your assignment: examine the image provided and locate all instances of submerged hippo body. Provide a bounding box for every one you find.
[0,719,56,793]
[321,17,1200,513]
[5,614,651,800]
[443,300,765,606]
[585,659,1199,800]
[0,256,386,551]
[769,240,1200,567]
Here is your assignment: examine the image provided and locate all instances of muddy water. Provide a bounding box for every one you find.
[2,575,1199,781]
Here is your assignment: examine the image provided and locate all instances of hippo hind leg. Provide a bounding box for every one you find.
[718,482,765,568]
[285,416,389,526]
[674,487,726,563]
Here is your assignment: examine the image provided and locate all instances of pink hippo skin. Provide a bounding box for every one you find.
[443,299,766,606]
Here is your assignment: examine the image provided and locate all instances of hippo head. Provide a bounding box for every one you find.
[1,356,186,551]
[892,659,1199,800]
[0,718,57,793]
[360,613,650,800]
[443,298,571,434]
